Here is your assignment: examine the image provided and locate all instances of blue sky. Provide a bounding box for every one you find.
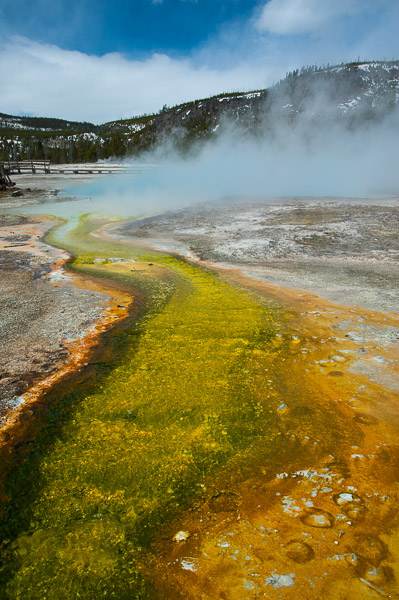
[0,0,262,57]
[0,0,398,122]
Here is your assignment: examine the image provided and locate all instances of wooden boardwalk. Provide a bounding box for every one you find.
[0,160,152,176]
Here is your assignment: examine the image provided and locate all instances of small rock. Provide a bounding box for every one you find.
[173,530,190,542]
[266,573,296,589]
[333,492,361,506]
[300,508,335,528]
[331,355,346,363]
[345,553,360,567]
[180,558,198,572]
[12,190,22,197]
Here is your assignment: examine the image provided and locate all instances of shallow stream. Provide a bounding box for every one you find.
[1,211,399,599]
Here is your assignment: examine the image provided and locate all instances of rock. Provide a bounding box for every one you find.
[300,508,335,528]
[331,355,346,363]
[333,492,361,506]
[180,558,198,571]
[12,190,22,197]
[173,530,190,542]
[266,574,296,589]
[333,493,366,521]
[285,540,314,563]
[345,553,360,567]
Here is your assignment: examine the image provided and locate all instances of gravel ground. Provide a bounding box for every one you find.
[113,197,399,315]
[0,214,109,424]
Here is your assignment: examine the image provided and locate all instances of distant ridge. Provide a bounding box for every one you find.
[1,61,398,163]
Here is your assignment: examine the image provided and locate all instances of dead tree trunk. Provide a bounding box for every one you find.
[0,164,15,190]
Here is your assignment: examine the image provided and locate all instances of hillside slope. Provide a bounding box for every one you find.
[1,61,398,163]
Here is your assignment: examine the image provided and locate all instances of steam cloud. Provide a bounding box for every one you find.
[66,84,399,218]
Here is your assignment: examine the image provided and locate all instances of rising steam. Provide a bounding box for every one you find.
[64,76,399,218]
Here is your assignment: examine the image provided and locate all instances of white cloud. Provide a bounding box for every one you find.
[0,37,266,123]
[0,0,397,124]
[256,0,376,35]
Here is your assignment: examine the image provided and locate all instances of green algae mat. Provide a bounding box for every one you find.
[0,217,288,598]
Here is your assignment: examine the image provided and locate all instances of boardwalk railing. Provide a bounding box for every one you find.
[1,161,153,176]
[2,160,51,174]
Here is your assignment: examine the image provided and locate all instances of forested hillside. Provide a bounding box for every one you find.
[1,61,398,163]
